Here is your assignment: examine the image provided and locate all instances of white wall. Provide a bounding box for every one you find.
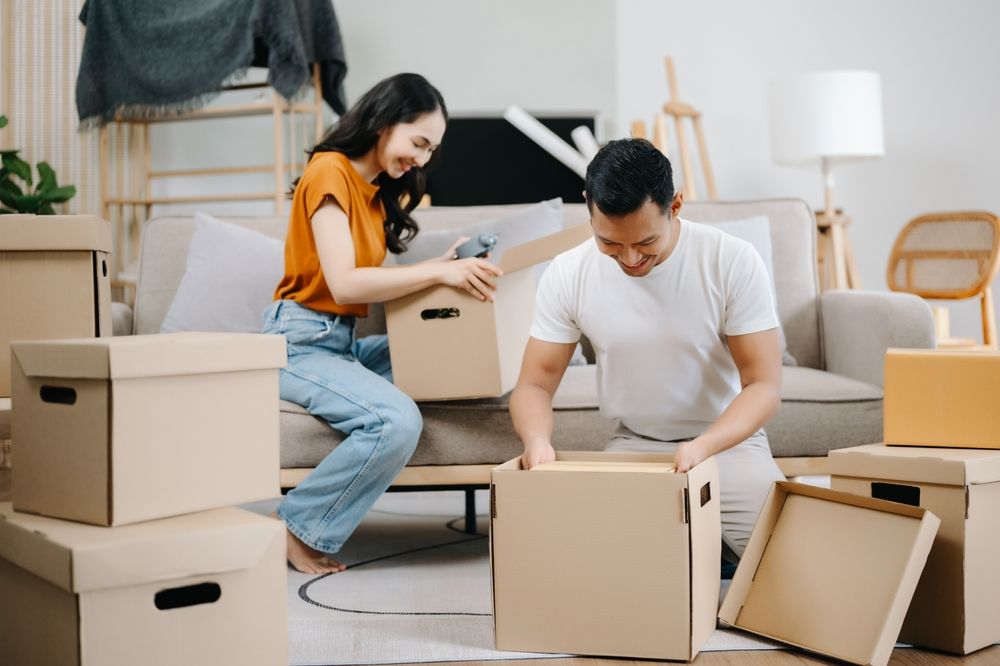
[615,0,1000,341]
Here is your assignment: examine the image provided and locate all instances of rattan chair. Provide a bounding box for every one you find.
[887,211,1000,349]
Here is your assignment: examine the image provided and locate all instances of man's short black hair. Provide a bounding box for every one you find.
[584,138,675,216]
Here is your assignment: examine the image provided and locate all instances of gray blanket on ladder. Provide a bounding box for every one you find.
[76,0,347,125]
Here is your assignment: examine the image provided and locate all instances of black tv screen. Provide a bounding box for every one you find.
[425,114,595,206]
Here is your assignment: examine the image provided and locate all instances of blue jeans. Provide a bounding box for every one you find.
[261,300,422,554]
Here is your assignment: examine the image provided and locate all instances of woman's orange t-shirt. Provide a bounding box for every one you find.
[274,152,387,317]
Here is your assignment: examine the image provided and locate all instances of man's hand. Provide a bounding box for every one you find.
[673,439,708,473]
[521,442,556,470]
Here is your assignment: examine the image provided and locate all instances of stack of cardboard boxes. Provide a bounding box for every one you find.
[828,349,1000,655]
[0,216,290,666]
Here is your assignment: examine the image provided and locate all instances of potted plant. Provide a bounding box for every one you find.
[0,115,77,214]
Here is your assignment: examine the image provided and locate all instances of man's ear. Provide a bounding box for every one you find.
[670,191,684,216]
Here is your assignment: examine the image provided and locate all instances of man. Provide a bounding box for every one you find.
[510,138,784,559]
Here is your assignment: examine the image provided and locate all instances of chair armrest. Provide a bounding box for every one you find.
[821,290,934,387]
[112,302,134,336]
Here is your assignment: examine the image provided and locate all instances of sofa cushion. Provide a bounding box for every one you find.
[278,364,883,468]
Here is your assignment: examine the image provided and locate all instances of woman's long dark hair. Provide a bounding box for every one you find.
[293,73,447,254]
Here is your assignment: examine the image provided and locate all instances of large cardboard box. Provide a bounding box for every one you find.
[719,482,940,666]
[829,443,1000,654]
[11,332,286,526]
[0,215,113,396]
[884,348,1000,449]
[490,451,720,661]
[386,224,592,400]
[0,502,287,666]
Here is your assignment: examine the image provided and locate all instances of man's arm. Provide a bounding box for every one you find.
[509,337,578,469]
[674,328,782,472]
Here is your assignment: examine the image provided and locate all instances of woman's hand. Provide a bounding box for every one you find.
[436,257,503,301]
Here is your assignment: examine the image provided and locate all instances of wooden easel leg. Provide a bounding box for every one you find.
[630,120,648,140]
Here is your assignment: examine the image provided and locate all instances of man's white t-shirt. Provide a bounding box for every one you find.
[531,218,779,442]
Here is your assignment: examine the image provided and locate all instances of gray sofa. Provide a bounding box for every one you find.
[113,199,934,500]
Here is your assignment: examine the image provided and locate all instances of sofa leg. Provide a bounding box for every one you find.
[464,488,477,534]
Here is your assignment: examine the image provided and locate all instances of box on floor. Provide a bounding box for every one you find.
[0,215,112,397]
[884,349,1000,449]
[490,451,720,662]
[0,502,286,666]
[386,224,592,401]
[11,332,286,526]
[829,443,1000,654]
[719,481,939,666]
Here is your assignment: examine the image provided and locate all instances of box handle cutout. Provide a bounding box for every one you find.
[154,582,221,610]
[40,386,76,405]
[871,482,921,507]
[421,307,460,321]
[102,259,108,277]
[700,481,712,507]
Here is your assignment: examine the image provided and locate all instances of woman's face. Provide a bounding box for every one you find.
[376,109,447,179]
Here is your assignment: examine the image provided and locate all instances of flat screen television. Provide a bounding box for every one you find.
[425,113,596,206]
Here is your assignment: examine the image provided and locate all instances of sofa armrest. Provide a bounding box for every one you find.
[821,290,934,387]
[112,302,134,336]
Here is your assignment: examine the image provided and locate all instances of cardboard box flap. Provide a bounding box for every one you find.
[0,215,112,252]
[11,332,287,380]
[828,444,1000,486]
[497,223,592,274]
[718,482,939,666]
[0,503,282,593]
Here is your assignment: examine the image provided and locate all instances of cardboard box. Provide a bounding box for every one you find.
[718,482,940,666]
[829,443,1000,654]
[884,348,1000,449]
[490,451,721,661]
[386,224,592,400]
[11,332,286,526]
[0,502,287,666]
[0,215,113,397]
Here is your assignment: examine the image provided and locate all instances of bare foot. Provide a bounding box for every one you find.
[270,511,347,574]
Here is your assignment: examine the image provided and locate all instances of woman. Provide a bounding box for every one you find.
[262,73,502,574]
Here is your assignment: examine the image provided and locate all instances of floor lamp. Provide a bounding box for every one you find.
[768,70,885,291]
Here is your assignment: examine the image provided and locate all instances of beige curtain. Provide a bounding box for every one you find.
[1,0,100,216]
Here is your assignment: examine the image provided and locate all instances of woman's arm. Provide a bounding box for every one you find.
[312,200,503,304]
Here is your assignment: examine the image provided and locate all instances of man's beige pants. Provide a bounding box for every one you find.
[605,425,785,561]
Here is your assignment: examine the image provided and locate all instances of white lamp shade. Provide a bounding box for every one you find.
[768,70,885,167]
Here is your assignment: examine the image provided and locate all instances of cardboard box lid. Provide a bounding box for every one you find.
[11,332,287,380]
[496,223,592,274]
[718,482,939,666]
[828,444,1000,486]
[0,215,112,252]
[0,502,282,593]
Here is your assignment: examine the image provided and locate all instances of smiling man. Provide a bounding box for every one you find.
[509,138,785,559]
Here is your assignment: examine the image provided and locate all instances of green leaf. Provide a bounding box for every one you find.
[2,153,31,186]
[11,193,41,213]
[0,115,7,129]
[38,203,55,215]
[39,185,76,203]
[36,161,57,192]
[0,179,23,208]
[0,208,16,214]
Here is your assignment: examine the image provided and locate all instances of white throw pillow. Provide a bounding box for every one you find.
[397,198,564,270]
[703,216,797,366]
[160,212,285,334]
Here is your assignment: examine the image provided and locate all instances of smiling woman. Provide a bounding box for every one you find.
[261,73,505,575]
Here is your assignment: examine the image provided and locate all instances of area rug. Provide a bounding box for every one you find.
[245,490,783,666]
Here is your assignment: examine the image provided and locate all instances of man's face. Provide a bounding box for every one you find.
[590,195,681,277]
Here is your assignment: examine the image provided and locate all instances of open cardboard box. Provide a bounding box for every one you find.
[11,332,286,526]
[0,502,286,666]
[490,451,720,661]
[884,348,1000,449]
[829,443,1000,654]
[719,481,940,666]
[0,215,112,396]
[386,223,592,400]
